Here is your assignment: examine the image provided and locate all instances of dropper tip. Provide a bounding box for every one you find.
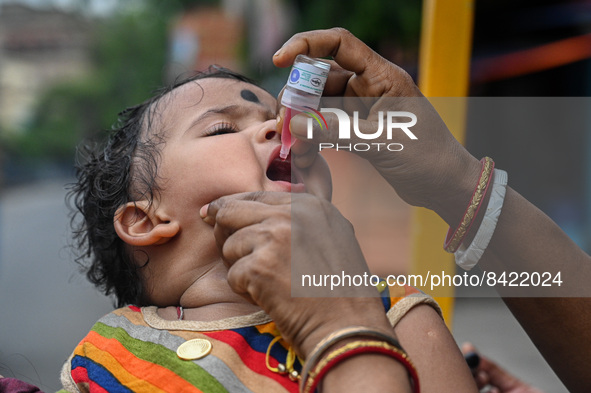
[279,145,290,160]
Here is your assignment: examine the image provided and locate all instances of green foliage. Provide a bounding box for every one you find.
[4,81,103,159]
[295,0,422,50]
[9,0,178,161]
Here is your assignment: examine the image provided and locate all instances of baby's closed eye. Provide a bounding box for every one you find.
[203,122,239,136]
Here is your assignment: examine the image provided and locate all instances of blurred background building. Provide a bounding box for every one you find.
[1,0,589,391]
[0,4,93,131]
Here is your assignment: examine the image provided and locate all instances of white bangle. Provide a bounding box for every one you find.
[454,169,508,271]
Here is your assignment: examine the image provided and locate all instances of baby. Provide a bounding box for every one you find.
[62,66,476,393]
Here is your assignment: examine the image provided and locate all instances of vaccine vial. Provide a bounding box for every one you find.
[279,55,330,159]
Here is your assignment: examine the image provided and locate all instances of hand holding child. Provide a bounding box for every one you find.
[200,191,395,359]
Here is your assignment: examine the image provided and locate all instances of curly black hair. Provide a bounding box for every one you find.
[68,66,258,307]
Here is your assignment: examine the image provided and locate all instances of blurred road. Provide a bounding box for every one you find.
[0,180,568,392]
[0,180,112,391]
[454,296,568,392]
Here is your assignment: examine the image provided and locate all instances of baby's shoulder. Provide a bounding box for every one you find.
[90,305,147,330]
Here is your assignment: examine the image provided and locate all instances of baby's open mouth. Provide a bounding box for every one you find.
[266,152,302,184]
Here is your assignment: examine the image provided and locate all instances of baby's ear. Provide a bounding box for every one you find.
[113,201,180,246]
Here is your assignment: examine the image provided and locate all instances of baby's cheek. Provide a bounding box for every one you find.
[198,174,264,203]
[163,143,265,209]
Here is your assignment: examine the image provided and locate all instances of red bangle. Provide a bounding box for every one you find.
[444,157,495,253]
[302,340,419,393]
[299,326,405,387]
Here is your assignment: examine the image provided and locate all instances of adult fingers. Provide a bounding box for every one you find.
[201,192,291,248]
[461,343,490,390]
[462,342,536,392]
[273,28,384,76]
[201,191,291,225]
[273,28,414,97]
[224,252,258,301]
[219,225,256,265]
[224,225,291,298]
[475,370,491,390]
[322,60,355,96]
[295,152,332,200]
[291,141,317,169]
[282,114,331,170]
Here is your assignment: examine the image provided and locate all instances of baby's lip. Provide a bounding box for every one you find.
[266,146,304,186]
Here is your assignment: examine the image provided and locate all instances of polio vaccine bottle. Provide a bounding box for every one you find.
[279,55,330,159]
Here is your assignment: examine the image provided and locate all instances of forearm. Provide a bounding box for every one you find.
[428,155,591,390]
[478,187,591,392]
[437,179,591,391]
[480,187,589,293]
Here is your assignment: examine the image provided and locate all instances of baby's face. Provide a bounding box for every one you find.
[156,77,331,216]
[140,77,332,306]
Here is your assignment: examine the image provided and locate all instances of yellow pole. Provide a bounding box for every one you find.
[413,0,475,327]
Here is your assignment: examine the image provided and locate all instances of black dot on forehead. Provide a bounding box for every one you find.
[240,89,260,104]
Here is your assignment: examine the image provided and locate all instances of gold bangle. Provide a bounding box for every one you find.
[444,157,495,253]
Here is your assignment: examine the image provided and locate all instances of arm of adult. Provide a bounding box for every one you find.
[475,189,591,393]
[201,192,477,393]
[274,27,591,392]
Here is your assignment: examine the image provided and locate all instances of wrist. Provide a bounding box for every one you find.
[297,312,394,360]
[429,152,482,229]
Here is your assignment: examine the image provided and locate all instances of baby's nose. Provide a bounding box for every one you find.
[257,119,279,142]
[265,129,277,140]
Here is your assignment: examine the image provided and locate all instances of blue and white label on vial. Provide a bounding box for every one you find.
[290,69,300,83]
[287,62,328,96]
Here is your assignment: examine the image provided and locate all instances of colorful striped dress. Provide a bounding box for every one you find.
[60,285,438,393]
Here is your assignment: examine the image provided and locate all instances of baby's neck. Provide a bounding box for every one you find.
[145,247,261,321]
